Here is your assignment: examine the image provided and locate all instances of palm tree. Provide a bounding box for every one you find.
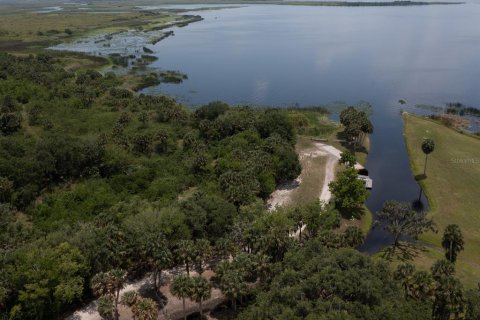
[151,243,172,291]
[194,239,212,274]
[214,237,238,260]
[433,276,466,320]
[219,270,246,311]
[431,259,455,281]
[121,291,139,320]
[232,253,255,281]
[132,298,159,320]
[441,224,465,263]
[97,295,115,320]
[393,263,415,299]
[257,212,293,262]
[410,271,435,302]
[253,253,270,282]
[342,226,364,248]
[190,276,212,319]
[109,269,128,320]
[175,240,196,276]
[92,270,127,320]
[171,275,193,320]
[421,138,435,176]
[215,260,232,280]
[91,272,111,297]
[242,223,259,254]
[120,290,138,308]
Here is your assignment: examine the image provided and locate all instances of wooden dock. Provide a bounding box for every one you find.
[358,175,373,189]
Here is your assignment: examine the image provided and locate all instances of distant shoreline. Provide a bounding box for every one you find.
[156,1,465,7]
[279,1,464,6]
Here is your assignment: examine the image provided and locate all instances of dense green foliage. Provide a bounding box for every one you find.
[339,106,373,151]
[339,150,357,168]
[235,227,479,320]
[0,53,300,319]
[329,168,368,217]
[238,243,432,320]
[442,224,465,264]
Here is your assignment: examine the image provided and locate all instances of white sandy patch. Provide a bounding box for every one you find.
[319,155,337,203]
[267,178,302,209]
[67,301,100,320]
[314,142,364,170]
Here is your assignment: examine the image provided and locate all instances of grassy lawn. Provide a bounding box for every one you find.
[403,113,480,286]
[359,206,373,234]
[290,136,328,206]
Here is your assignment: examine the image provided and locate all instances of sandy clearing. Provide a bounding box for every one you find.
[267,178,302,209]
[319,155,336,203]
[268,141,363,210]
[315,142,364,170]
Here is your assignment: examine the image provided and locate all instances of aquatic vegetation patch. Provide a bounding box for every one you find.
[134,73,162,91]
[142,46,153,54]
[109,53,129,67]
[150,30,174,45]
[141,55,158,63]
[159,70,188,84]
[413,102,480,132]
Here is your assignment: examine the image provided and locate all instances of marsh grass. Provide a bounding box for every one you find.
[0,3,187,62]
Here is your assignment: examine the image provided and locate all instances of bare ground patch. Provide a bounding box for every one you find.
[268,137,364,210]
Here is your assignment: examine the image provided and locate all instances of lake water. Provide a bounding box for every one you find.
[140,3,480,252]
[53,3,480,253]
